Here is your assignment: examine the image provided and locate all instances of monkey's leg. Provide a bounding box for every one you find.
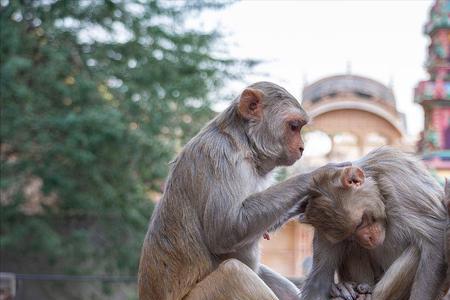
[302,232,344,300]
[444,291,450,300]
[258,264,300,300]
[184,259,278,300]
[372,245,419,300]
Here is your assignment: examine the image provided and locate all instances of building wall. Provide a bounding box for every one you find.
[260,221,314,277]
[310,109,403,147]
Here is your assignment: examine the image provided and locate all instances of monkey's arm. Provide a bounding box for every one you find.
[302,232,342,300]
[203,172,313,254]
[266,198,306,233]
[203,163,348,254]
[372,245,419,300]
[233,163,352,246]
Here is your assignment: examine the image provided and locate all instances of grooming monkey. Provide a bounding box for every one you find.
[138,82,344,300]
[298,147,446,300]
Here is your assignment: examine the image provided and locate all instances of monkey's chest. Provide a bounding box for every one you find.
[369,243,404,274]
[239,163,275,196]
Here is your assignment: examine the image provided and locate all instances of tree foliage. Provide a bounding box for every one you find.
[0,0,246,276]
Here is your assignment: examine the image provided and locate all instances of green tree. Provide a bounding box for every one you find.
[0,0,249,286]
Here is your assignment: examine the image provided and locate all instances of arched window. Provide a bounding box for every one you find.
[302,131,332,158]
[364,133,388,154]
[331,132,360,161]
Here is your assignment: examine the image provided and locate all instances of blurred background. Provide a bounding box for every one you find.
[0,0,449,299]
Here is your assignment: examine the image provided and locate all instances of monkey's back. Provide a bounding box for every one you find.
[138,201,214,300]
[356,147,444,211]
[138,152,218,300]
[356,146,446,252]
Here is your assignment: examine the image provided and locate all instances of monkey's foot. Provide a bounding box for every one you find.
[330,282,372,300]
[355,283,372,294]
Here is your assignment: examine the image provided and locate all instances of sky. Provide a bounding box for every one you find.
[196,0,433,137]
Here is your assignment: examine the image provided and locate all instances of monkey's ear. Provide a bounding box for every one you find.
[238,88,264,120]
[340,166,365,189]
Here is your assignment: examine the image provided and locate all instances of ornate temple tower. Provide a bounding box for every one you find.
[415,0,450,178]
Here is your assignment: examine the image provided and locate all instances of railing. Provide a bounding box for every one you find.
[0,272,137,300]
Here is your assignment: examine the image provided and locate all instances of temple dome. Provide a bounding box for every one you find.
[302,74,396,107]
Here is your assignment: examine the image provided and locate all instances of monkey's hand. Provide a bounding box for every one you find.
[265,200,306,235]
[331,282,357,300]
[330,282,372,300]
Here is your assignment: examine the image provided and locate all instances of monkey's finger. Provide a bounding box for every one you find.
[356,283,372,294]
[356,294,366,300]
[332,161,352,168]
[336,283,353,300]
[365,294,372,300]
[330,284,341,297]
[343,282,357,299]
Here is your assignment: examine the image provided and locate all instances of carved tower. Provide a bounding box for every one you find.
[415,0,450,178]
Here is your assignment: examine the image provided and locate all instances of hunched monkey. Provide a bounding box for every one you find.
[298,147,446,300]
[138,82,343,300]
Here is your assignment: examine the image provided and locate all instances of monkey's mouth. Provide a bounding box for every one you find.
[284,152,302,166]
[356,222,386,250]
[294,150,303,160]
[360,238,384,250]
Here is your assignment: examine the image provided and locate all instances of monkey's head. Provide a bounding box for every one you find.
[299,166,387,249]
[236,82,308,167]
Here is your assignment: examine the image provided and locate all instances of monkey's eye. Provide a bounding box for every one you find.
[289,120,302,132]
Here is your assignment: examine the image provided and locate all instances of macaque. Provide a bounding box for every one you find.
[298,147,447,300]
[138,82,344,300]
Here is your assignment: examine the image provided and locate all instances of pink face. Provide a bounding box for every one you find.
[354,212,386,249]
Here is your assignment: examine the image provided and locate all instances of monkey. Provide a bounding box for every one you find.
[297,147,447,300]
[138,81,347,300]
